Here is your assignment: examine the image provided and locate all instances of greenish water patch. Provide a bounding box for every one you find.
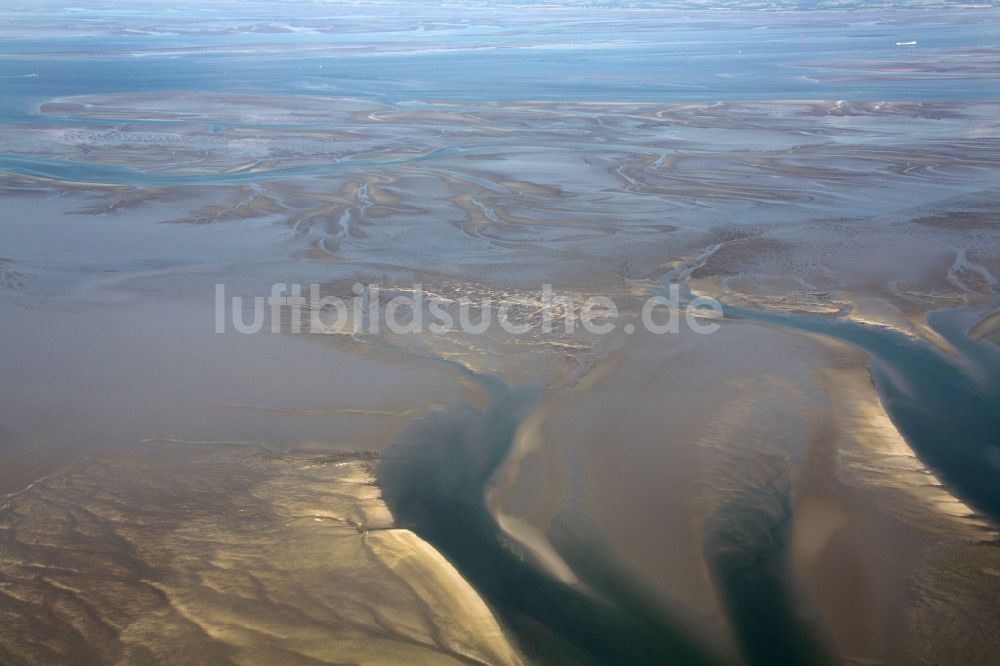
[378,371,721,665]
[378,306,999,665]
[703,459,836,666]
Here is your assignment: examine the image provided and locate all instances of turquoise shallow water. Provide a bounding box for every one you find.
[2,6,1000,123]
[378,365,725,665]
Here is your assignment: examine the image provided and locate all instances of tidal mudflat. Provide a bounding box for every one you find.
[2,3,1000,665]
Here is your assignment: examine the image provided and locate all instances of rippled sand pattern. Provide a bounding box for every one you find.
[0,446,521,665]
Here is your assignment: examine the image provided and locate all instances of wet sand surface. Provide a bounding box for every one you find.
[3,89,1000,665]
[3,4,1000,665]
